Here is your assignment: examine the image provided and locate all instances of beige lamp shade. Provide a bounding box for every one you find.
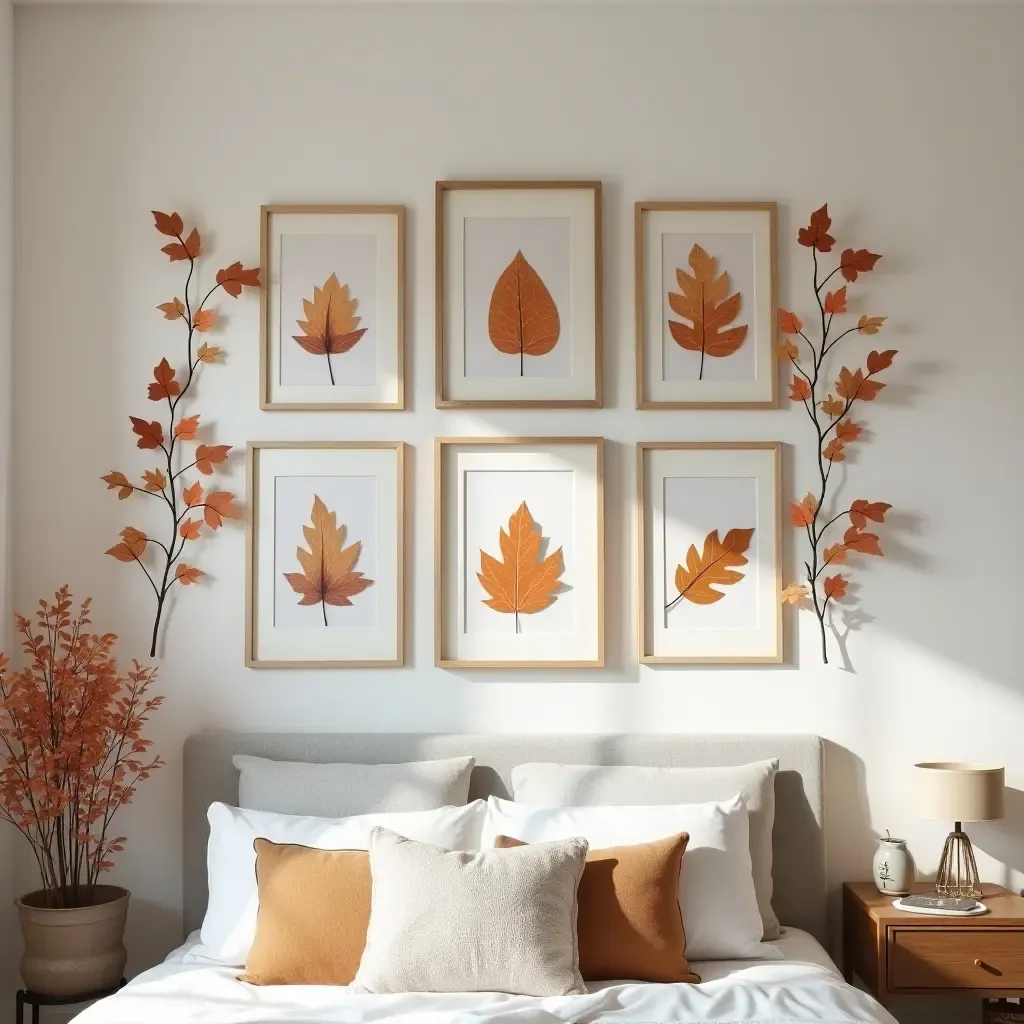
[914,762,1005,822]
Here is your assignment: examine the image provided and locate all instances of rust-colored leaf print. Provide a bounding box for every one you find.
[823,574,848,600]
[667,243,748,380]
[487,251,561,376]
[477,502,564,634]
[283,495,374,626]
[667,527,754,612]
[292,273,367,385]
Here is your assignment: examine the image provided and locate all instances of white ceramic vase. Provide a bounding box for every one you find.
[873,837,916,896]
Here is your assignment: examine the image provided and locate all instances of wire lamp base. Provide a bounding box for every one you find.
[935,823,983,899]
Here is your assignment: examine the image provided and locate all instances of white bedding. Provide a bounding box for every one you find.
[72,928,896,1024]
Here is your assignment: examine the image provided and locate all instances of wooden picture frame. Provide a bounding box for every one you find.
[435,436,605,668]
[636,201,777,409]
[637,441,782,664]
[436,181,603,408]
[246,441,405,668]
[260,204,405,410]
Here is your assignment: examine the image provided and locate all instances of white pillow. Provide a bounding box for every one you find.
[232,754,476,816]
[482,795,777,961]
[196,800,485,966]
[511,759,780,939]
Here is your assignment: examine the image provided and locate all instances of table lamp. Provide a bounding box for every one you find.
[914,761,1004,898]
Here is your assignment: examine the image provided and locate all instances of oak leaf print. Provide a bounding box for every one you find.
[477,502,563,633]
[487,251,561,376]
[283,495,373,626]
[666,527,754,613]
[293,273,367,385]
[667,243,748,380]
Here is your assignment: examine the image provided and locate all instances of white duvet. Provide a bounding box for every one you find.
[72,928,896,1024]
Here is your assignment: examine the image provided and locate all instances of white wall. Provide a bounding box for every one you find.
[11,3,1024,1021]
[1,0,14,1013]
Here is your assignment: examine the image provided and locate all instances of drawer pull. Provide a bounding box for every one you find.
[974,959,1002,976]
[975,959,983,968]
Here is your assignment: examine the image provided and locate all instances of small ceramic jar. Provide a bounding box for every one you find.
[873,835,916,896]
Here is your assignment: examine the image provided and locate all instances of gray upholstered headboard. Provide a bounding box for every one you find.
[183,733,825,942]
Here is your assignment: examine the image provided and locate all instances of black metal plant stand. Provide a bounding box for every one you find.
[16,979,126,1024]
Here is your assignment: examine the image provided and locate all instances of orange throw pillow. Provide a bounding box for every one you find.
[242,840,371,986]
[495,832,699,983]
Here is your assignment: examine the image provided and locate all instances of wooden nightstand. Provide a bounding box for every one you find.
[843,882,1024,1009]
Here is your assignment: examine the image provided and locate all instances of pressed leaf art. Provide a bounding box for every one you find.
[283,495,374,626]
[293,273,367,385]
[777,203,896,663]
[102,212,258,657]
[477,501,564,633]
[487,251,561,375]
[667,243,748,380]
[666,528,755,614]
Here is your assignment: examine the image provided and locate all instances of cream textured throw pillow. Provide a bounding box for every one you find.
[353,827,588,996]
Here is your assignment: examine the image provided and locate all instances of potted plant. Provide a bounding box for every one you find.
[0,587,164,996]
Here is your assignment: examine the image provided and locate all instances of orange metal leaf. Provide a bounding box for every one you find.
[179,518,201,541]
[182,481,203,507]
[157,298,186,320]
[152,211,183,237]
[820,394,843,418]
[841,249,882,283]
[102,471,133,500]
[789,375,811,402]
[196,343,221,364]
[778,308,803,335]
[175,415,200,440]
[193,309,216,333]
[866,349,897,374]
[823,543,847,566]
[844,525,883,555]
[147,358,180,402]
[194,444,230,475]
[836,420,862,442]
[790,493,817,527]
[857,315,886,335]
[822,439,846,462]
[849,499,891,530]
[823,574,848,599]
[781,582,809,605]
[129,416,164,450]
[175,564,205,586]
[797,205,835,252]
[203,491,241,530]
[823,286,847,315]
[216,262,260,298]
[142,469,167,492]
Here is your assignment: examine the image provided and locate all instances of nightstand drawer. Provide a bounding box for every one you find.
[890,929,1024,990]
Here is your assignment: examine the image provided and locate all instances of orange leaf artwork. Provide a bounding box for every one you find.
[203,491,241,530]
[849,499,891,530]
[778,309,803,335]
[174,415,200,440]
[797,205,835,252]
[667,528,754,612]
[843,525,883,556]
[102,471,133,500]
[667,243,748,380]
[193,309,216,333]
[292,273,367,384]
[836,420,862,442]
[147,359,180,402]
[790,492,817,528]
[283,496,374,625]
[822,438,846,462]
[194,444,230,475]
[103,212,259,656]
[477,502,564,634]
[780,205,896,663]
[789,375,811,402]
[823,286,847,315]
[841,249,882,283]
[487,251,561,376]
[820,394,843,418]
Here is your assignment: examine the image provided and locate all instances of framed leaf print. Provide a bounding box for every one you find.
[246,441,405,667]
[260,205,405,410]
[638,442,782,664]
[436,181,602,407]
[436,437,604,668]
[636,202,777,408]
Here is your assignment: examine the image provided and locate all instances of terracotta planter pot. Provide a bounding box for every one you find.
[15,885,129,996]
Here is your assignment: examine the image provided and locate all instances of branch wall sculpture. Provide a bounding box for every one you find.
[778,205,897,664]
[102,213,260,657]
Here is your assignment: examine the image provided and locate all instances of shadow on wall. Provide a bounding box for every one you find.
[973,787,1024,891]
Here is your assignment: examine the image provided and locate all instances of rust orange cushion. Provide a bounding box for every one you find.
[495,832,699,983]
[242,839,371,986]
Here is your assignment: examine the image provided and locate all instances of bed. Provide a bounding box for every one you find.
[72,732,897,1024]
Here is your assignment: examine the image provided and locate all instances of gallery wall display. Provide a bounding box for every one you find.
[435,437,604,668]
[246,442,405,668]
[260,205,405,410]
[636,202,777,409]
[637,442,782,664]
[435,181,602,408]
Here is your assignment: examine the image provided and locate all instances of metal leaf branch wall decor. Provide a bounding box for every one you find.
[102,212,260,657]
[778,205,896,664]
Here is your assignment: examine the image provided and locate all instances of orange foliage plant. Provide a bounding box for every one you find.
[102,213,260,657]
[0,588,164,907]
[778,205,896,664]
